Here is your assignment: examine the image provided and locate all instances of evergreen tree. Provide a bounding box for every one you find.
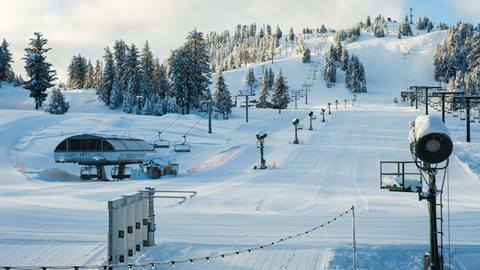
[275,25,283,40]
[93,60,103,91]
[101,47,115,105]
[23,32,56,109]
[113,39,128,96]
[84,60,94,89]
[266,24,272,36]
[0,38,13,82]
[67,54,87,89]
[213,71,232,119]
[169,47,189,114]
[183,29,211,113]
[340,47,349,71]
[245,68,256,91]
[153,59,170,99]
[346,55,367,93]
[109,70,123,109]
[288,27,295,43]
[323,51,336,87]
[302,48,311,63]
[140,40,155,90]
[271,70,289,113]
[259,69,269,105]
[268,68,275,89]
[46,88,69,114]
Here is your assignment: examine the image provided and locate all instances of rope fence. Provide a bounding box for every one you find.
[1,206,354,270]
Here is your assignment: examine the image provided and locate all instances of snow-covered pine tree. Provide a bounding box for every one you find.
[67,54,87,89]
[123,43,141,113]
[268,68,275,89]
[84,60,94,89]
[113,39,128,96]
[100,46,115,105]
[213,71,232,119]
[366,16,372,28]
[340,47,349,71]
[23,32,57,109]
[245,68,256,91]
[302,48,311,63]
[46,88,69,114]
[272,70,289,113]
[93,60,103,91]
[153,59,170,99]
[183,29,211,113]
[259,69,269,106]
[288,27,295,43]
[323,51,336,87]
[0,38,13,82]
[140,41,155,91]
[169,47,189,114]
[275,25,282,40]
[109,70,123,109]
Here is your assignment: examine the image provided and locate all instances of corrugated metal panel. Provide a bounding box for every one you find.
[105,139,153,151]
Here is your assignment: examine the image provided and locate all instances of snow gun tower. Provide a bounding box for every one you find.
[254,131,267,170]
[380,115,453,270]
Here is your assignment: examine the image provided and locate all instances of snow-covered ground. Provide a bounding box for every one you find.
[1,25,479,269]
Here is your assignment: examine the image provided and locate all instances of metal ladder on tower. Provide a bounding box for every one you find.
[436,188,445,267]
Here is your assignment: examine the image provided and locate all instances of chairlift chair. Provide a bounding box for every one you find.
[452,108,459,118]
[174,135,191,153]
[111,165,132,180]
[80,166,96,180]
[460,108,466,121]
[154,131,170,149]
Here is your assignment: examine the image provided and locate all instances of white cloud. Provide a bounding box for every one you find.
[1,0,409,80]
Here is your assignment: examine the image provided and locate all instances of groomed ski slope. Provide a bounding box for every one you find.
[0,27,479,269]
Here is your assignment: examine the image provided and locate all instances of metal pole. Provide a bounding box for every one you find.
[146,187,155,247]
[425,89,429,115]
[260,140,265,169]
[352,205,357,270]
[245,95,249,123]
[309,115,313,130]
[293,125,299,144]
[208,101,212,134]
[295,92,298,109]
[305,85,308,105]
[466,99,471,142]
[441,94,446,123]
[428,173,440,270]
[416,89,419,110]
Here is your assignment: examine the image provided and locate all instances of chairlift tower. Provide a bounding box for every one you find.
[380,116,453,270]
[428,90,464,123]
[302,81,312,105]
[409,86,443,115]
[291,89,303,110]
[238,89,255,123]
[452,95,480,142]
[200,99,213,134]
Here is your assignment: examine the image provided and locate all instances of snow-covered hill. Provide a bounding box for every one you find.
[1,27,479,269]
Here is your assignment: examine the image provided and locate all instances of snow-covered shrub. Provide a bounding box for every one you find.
[46,88,69,114]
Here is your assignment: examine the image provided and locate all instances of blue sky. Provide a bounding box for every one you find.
[0,0,478,80]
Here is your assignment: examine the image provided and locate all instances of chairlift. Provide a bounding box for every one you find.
[80,166,96,180]
[111,165,132,180]
[452,108,459,118]
[154,131,170,149]
[460,108,466,121]
[174,135,191,153]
